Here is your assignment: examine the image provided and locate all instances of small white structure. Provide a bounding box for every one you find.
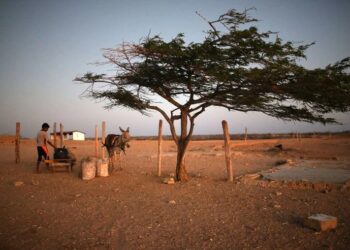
[50,131,85,141]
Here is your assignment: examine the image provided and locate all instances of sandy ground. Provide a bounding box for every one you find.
[0,136,350,249]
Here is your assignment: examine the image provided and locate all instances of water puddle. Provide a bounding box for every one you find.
[261,160,350,184]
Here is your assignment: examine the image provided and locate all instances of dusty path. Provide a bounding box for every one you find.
[0,137,349,249]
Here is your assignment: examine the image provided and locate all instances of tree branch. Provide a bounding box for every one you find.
[148,105,178,144]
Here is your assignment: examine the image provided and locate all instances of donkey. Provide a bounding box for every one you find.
[103,127,131,172]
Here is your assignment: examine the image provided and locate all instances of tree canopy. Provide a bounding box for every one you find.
[75,8,350,181]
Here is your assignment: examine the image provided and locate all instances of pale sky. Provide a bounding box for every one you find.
[0,0,349,137]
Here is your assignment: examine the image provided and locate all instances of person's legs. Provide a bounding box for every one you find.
[36,147,42,172]
[36,147,48,173]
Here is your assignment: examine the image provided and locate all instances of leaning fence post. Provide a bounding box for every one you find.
[53,122,57,148]
[157,120,163,177]
[222,120,233,182]
[60,123,64,147]
[101,121,106,158]
[95,125,99,157]
[15,122,20,164]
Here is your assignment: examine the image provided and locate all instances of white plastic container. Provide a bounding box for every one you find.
[81,157,96,180]
[96,158,109,177]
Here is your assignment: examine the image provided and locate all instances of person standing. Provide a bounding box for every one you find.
[36,123,56,173]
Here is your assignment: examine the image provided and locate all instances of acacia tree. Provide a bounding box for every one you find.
[75,9,350,181]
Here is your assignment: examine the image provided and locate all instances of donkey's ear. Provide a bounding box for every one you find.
[119,126,125,132]
[126,127,129,132]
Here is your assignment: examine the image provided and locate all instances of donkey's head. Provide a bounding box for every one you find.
[119,127,131,143]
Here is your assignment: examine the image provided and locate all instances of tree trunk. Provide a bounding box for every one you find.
[176,139,189,181]
[175,110,190,181]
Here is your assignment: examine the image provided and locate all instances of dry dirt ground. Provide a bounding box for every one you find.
[0,136,350,249]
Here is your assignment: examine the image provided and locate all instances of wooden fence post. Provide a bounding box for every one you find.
[95,125,99,157]
[157,120,163,177]
[101,121,106,158]
[60,123,64,147]
[53,122,57,148]
[15,122,20,164]
[244,127,248,142]
[222,120,233,182]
